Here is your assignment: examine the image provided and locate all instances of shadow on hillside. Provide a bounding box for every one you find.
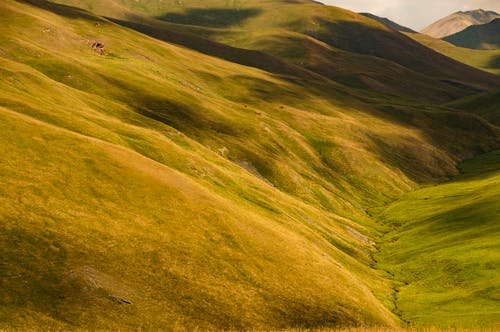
[108,18,317,81]
[488,54,500,71]
[311,18,499,91]
[99,74,237,137]
[156,8,261,28]
[366,105,500,182]
[312,19,436,74]
[16,0,104,22]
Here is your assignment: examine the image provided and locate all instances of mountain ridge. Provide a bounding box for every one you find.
[50,0,499,102]
[421,9,500,38]
[444,18,500,50]
[357,11,500,74]
[360,13,416,33]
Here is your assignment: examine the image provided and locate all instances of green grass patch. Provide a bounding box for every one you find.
[376,150,500,328]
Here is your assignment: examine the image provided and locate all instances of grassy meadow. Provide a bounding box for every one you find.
[446,90,500,126]
[375,150,500,328]
[0,0,499,330]
[407,33,500,75]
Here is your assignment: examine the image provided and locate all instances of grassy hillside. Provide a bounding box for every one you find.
[0,0,499,330]
[345,14,500,75]
[407,33,500,75]
[444,19,500,50]
[359,13,416,33]
[0,1,395,329]
[52,0,500,102]
[446,90,500,126]
[375,150,500,328]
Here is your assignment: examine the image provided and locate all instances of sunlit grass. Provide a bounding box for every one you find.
[376,150,500,328]
[0,0,498,330]
[407,33,500,75]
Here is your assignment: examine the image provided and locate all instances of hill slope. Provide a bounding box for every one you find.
[376,150,500,327]
[51,0,500,102]
[0,0,499,330]
[444,18,500,50]
[447,89,500,126]
[407,32,500,74]
[352,13,500,75]
[421,9,499,38]
[360,13,415,33]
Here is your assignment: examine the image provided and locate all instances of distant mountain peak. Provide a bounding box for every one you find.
[421,9,500,38]
[458,9,496,13]
[457,9,499,20]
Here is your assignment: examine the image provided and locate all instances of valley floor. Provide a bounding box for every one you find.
[0,1,499,330]
[374,150,500,328]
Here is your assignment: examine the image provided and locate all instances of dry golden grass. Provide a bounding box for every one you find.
[0,0,498,331]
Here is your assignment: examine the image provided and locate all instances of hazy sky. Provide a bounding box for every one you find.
[321,0,500,30]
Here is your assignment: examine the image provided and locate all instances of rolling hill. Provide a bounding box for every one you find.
[407,32,500,75]
[421,9,499,39]
[447,89,500,125]
[376,150,500,328]
[51,0,500,102]
[357,12,500,74]
[359,13,415,33]
[444,18,500,50]
[0,0,499,330]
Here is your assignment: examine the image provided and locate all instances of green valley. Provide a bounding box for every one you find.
[0,0,498,330]
[375,150,500,328]
[408,33,500,75]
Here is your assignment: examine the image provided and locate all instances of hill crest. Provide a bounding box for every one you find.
[421,9,500,38]
[360,13,416,33]
[444,18,500,50]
